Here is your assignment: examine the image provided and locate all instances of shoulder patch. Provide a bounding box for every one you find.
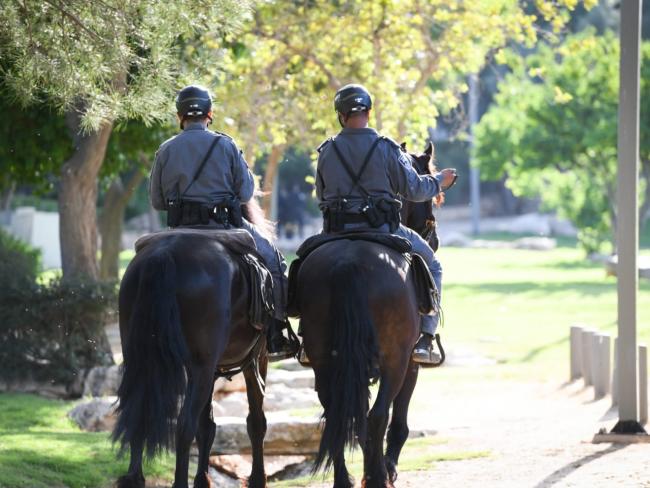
[380,135,402,151]
[317,137,333,153]
[212,130,233,140]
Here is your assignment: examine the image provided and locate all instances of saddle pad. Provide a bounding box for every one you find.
[135,228,272,331]
[296,230,412,259]
[134,228,257,255]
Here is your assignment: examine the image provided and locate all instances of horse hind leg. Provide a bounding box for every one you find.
[116,439,145,488]
[364,375,401,488]
[385,361,419,483]
[193,385,217,488]
[174,366,217,488]
[333,451,354,488]
[243,354,268,488]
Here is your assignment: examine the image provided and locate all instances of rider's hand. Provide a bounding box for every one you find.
[439,168,458,191]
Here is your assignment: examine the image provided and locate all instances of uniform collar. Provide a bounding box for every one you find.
[183,121,208,131]
[340,127,378,136]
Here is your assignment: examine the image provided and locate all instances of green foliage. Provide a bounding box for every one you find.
[0,232,115,387]
[0,0,251,131]
[102,119,174,182]
[202,0,586,162]
[475,31,650,253]
[0,89,71,193]
[0,394,175,488]
[0,228,40,288]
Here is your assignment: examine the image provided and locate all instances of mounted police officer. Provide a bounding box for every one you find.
[149,84,297,361]
[316,84,457,365]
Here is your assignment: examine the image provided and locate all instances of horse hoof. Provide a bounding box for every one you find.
[116,474,145,488]
[361,478,394,488]
[245,474,267,488]
[193,472,213,488]
[385,460,398,483]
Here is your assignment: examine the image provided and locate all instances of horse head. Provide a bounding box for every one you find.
[399,141,442,251]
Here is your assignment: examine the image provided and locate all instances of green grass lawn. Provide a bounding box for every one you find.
[0,394,175,488]
[435,244,650,381]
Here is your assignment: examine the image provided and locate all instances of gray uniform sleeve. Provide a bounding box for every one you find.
[230,142,255,203]
[315,156,325,201]
[315,139,330,201]
[149,147,167,210]
[388,147,442,202]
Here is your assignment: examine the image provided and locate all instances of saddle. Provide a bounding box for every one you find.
[134,228,274,330]
[287,231,439,317]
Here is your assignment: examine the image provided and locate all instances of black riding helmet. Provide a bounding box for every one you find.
[334,84,372,116]
[176,85,212,129]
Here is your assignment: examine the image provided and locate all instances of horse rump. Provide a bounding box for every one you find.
[112,249,189,458]
[314,261,379,473]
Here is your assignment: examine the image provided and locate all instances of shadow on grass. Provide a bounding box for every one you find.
[446,280,615,298]
[515,335,569,364]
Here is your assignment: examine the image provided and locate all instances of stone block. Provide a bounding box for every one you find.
[68,396,117,432]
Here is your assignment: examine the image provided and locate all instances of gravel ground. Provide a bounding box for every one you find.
[305,377,650,488]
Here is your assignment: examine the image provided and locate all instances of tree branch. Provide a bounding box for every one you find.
[43,0,104,43]
[251,26,341,90]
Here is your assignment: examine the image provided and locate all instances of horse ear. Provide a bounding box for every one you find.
[424,141,434,157]
[400,142,407,151]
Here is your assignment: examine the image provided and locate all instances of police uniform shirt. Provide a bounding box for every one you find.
[316,127,442,213]
[149,121,254,210]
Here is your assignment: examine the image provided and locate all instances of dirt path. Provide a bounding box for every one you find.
[106,323,649,488]
[306,378,650,488]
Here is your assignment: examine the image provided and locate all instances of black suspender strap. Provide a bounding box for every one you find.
[181,135,222,198]
[330,136,383,197]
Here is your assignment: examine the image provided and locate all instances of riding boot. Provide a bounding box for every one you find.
[412,333,441,364]
[267,318,299,361]
[412,315,441,364]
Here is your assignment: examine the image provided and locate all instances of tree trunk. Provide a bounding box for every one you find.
[261,144,285,216]
[98,170,145,280]
[59,110,113,281]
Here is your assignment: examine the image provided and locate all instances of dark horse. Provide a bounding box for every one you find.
[295,142,442,488]
[112,199,272,488]
[400,141,443,252]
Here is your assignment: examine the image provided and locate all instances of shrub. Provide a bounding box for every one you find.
[0,227,40,289]
[0,229,115,393]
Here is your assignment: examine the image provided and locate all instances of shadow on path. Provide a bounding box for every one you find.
[533,444,628,487]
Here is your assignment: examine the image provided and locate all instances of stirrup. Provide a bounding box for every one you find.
[297,343,310,367]
[267,320,300,362]
[412,333,445,368]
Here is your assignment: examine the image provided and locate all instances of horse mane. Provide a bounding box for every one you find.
[241,191,276,240]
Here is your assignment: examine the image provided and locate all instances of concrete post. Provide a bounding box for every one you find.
[570,326,583,381]
[640,345,648,425]
[613,0,643,433]
[581,330,595,387]
[593,334,611,399]
[612,337,619,407]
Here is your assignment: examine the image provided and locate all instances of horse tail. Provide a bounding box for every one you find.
[241,191,276,240]
[314,261,379,472]
[112,249,188,459]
